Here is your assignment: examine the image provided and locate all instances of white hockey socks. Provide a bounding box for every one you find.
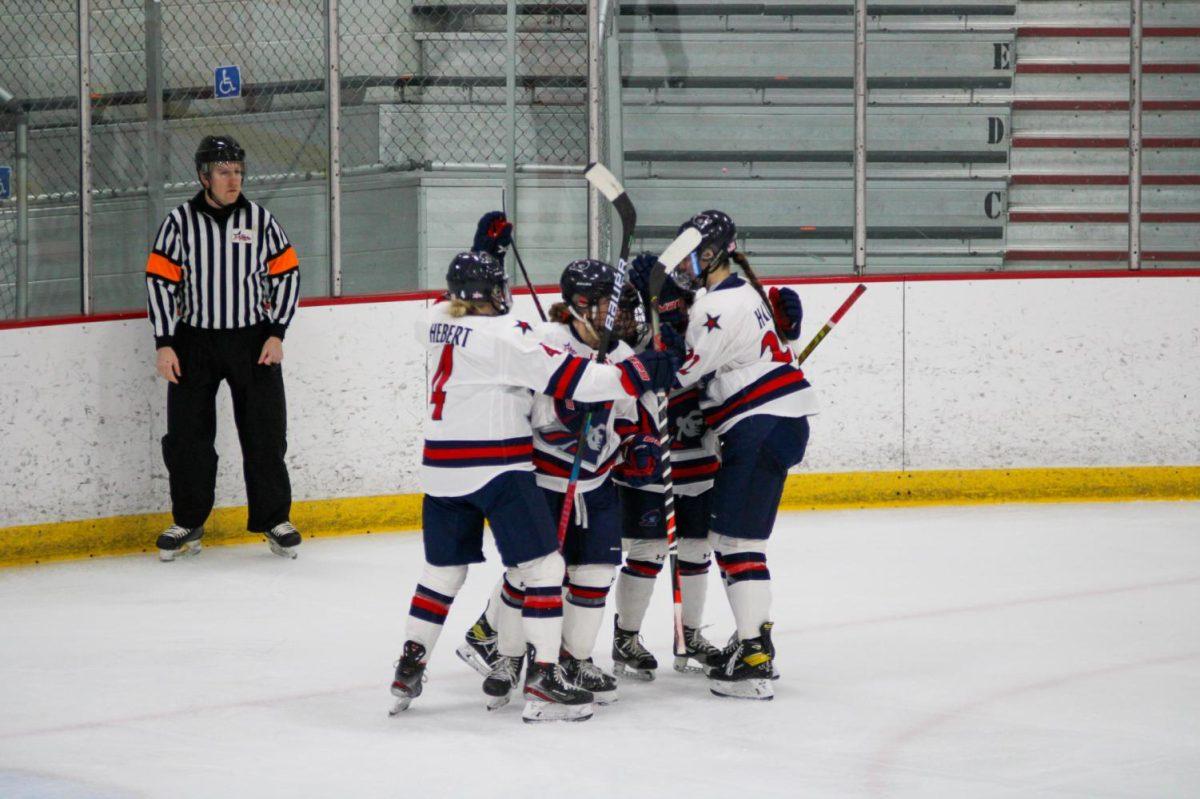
[483,575,504,630]
[404,563,468,655]
[513,551,566,663]
[562,564,615,660]
[494,572,528,658]
[614,538,666,633]
[677,537,712,629]
[711,534,771,640]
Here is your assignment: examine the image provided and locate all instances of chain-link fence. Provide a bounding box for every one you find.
[0,1,81,318]
[0,0,595,320]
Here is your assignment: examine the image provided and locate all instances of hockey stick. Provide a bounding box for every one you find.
[554,163,637,547]
[794,283,867,366]
[646,227,704,657]
[501,190,547,322]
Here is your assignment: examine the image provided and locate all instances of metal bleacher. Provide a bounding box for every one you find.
[607,1,1016,270]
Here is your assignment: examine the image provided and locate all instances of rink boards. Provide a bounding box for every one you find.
[1,272,1198,565]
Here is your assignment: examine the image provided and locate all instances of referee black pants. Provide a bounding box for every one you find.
[163,323,291,532]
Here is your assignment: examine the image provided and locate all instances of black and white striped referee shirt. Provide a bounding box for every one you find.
[145,191,300,347]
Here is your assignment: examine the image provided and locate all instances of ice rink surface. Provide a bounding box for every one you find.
[1,501,1198,798]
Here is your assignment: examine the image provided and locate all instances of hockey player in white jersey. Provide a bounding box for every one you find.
[667,210,813,700]
[389,251,680,723]
[459,259,663,710]
[610,252,724,680]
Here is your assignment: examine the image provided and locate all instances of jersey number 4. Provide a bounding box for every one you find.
[430,344,454,420]
[760,331,793,364]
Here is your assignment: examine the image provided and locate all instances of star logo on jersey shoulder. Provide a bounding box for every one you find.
[702,313,722,332]
[514,319,533,335]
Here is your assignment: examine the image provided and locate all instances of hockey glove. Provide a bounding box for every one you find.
[656,322,687,363]
[617,433,662,487]
[631,251,691,333]
[472,211,514,263]
[768,286,803,341]
[617,349,680,395]
[554,398,610,436]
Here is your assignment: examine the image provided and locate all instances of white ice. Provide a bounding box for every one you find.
[1,502,1198,799]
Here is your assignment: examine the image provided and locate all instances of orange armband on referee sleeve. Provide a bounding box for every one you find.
[146,252,182,283]
[267,246,299,276]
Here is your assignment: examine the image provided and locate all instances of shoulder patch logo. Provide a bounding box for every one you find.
[514,320,533,335]
[703,313,722,332]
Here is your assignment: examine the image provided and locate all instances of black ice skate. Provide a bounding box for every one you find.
[674,625,722,674]
[612,616,658,681]
[389,641,427,715]
[456,613,499,677]
[264,521,301,559]
[708,623,780,680]
[708,624,775,701]
[156,524,204,562]
[482,654,523,711]
[522,660,594,723]
[560,654,619,705]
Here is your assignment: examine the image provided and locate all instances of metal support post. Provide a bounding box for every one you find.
[16,110,29,319]
[1128,0,1143,270]
[327,0,342,296]
[852,0,867,275]
[505,0,518,247]
[78,0,93,314]
[587,0,602,259]
[604,28,623,265]
[144,0,165,245]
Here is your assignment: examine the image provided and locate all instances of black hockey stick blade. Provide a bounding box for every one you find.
[585,162,637,261]
[648,228,703,304]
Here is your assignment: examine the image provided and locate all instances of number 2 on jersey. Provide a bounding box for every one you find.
[430,343,454,420]
[760,330,793,364]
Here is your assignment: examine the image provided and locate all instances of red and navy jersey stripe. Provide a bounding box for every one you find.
[672,456,720,485]
[533,448,619,482]
[423,436,533,468]
[544,354,591,399]
[704,365,810,429]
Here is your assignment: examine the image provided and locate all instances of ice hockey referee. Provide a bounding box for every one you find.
[144,135,302,562]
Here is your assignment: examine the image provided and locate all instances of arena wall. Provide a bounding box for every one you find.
[1,273,1198,565]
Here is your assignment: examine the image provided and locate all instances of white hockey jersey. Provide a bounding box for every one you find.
[530,323,642,494]
[416,302,642,497]
[678,275,818,435]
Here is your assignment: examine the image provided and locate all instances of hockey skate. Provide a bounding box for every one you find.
[708,623,775,700]
[156,524,204,562]
[522,660,594,723]
[708,623,780,680]
[674,625,722,674]
[560,654,619,706]
[482,654,523,711]
[265,521,301,559]
[389,641,427,716]
[456,613,499,677]
[612,617,657,681]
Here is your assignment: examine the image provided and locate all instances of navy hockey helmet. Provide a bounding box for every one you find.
[674,209,737,290]
[446,251,511,314]
[194,135,245,173]
[560,258,618,309]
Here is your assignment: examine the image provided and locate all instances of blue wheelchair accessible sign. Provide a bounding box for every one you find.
[214,65,242,99]
[0,166,10,200]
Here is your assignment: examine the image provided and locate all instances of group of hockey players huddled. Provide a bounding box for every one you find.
[391,208,815,723]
